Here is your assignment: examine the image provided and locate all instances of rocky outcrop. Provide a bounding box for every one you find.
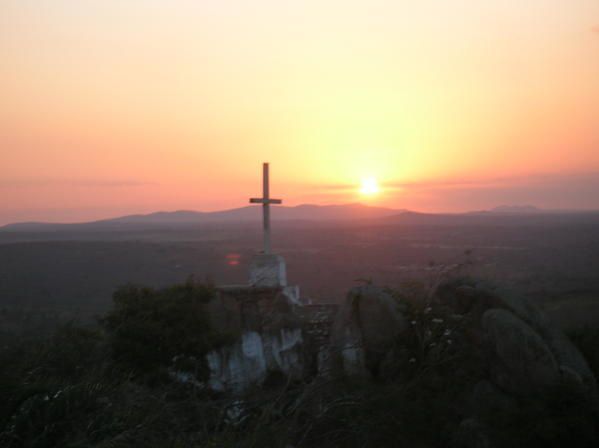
[482,308,560,396]
[330,285,407,377]
[187,286,311,393]
[206,328,303,393]
[469,380,517,420]
[197,278,596,411]
[454,418,491,448]
[492,288,596,391]
[436,281,599,446]
[440,280,597,396]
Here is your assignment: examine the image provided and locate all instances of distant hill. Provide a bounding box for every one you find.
[467,205,598,215]
[490,205,542,214]
[467,205,542,215]
[0,203,408,231]
[3,203,598,233]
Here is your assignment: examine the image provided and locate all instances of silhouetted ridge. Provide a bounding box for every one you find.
[0,203,408,230]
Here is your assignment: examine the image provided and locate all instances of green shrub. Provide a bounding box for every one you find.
[101,279,230,381]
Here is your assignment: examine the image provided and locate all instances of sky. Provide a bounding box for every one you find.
[1,0,599,224]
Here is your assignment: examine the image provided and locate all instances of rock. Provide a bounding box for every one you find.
[559,365,585,390]
[487,287,597,395]
[436,281,502,316]
[331,285,407,377]
[470,380,518,421]
[206,331,268,392]
[337,327,367,376]
[267,328,304,378]
[454,418,491,448]
[441,281,597,396]
[482,309,561,396]
[205,328,304,393]
[538,326,597,393]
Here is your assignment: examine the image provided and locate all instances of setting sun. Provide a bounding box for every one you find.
[359,177,380,196]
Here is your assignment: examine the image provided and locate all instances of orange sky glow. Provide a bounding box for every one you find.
[1,1,599,224]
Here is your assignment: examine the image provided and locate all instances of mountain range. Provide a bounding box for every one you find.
[1,203,594,232]
[0,203,405,231]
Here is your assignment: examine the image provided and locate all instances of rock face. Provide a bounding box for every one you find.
[490,290,596,395]
[533,321,596,393]
[454,418,491,448]
[469,380,517,420]
[437,281,599,446]
[189,277,599,445]
[482,309,560,395]
[331,285,407,377]
[197,282,346,393]
[206,328,303,393]
[197,277,597,411]
[440,281,597,396]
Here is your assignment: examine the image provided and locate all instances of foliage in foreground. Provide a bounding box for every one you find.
[1,278,598,447]
[100,280,232,382]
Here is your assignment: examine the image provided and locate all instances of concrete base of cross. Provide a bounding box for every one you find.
[248,253,302,305]
[249,253,287,287]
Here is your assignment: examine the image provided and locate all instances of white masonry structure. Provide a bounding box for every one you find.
[248,163,300,303]
[203,163,326,392]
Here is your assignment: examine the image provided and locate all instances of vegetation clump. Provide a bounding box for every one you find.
[101,279,231,381]
[1,277,598,447]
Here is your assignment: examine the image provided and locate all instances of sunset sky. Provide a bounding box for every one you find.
[1,1,599,224]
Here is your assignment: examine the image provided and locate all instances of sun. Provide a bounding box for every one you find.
[359,177,380,196]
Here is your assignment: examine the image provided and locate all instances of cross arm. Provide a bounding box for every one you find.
[250,198,282,204]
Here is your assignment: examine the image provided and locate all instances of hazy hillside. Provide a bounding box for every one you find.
[0,203,405,231]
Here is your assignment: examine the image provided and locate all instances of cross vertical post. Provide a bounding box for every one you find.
[250,163,282,254]
[262,163,271,254]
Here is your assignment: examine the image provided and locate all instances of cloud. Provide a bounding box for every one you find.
[317,176,513,193]
[0,178,155,188]
[318,183,356,191]
[313,172,599,211]
[70,179,155,187]
[406,172,599,211]
[382,177,513,191]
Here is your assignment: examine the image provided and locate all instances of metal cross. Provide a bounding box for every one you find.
[249,163,282,254]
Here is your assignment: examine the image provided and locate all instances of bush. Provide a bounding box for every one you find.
[101,279,231,381]
[0,279,235,447]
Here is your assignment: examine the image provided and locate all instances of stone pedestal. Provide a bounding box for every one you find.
[249,253,301,305]
[249,253,288,287]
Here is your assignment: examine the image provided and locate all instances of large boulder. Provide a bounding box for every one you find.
[331,285,407,377]
[469,380,518,421]
[453,418,491,448]
[440,280,597,395]
[491,288,597,394]
[206,328,304,393]
[202,288,306,393]
[436,282,599,444]
[482,308,561,396]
